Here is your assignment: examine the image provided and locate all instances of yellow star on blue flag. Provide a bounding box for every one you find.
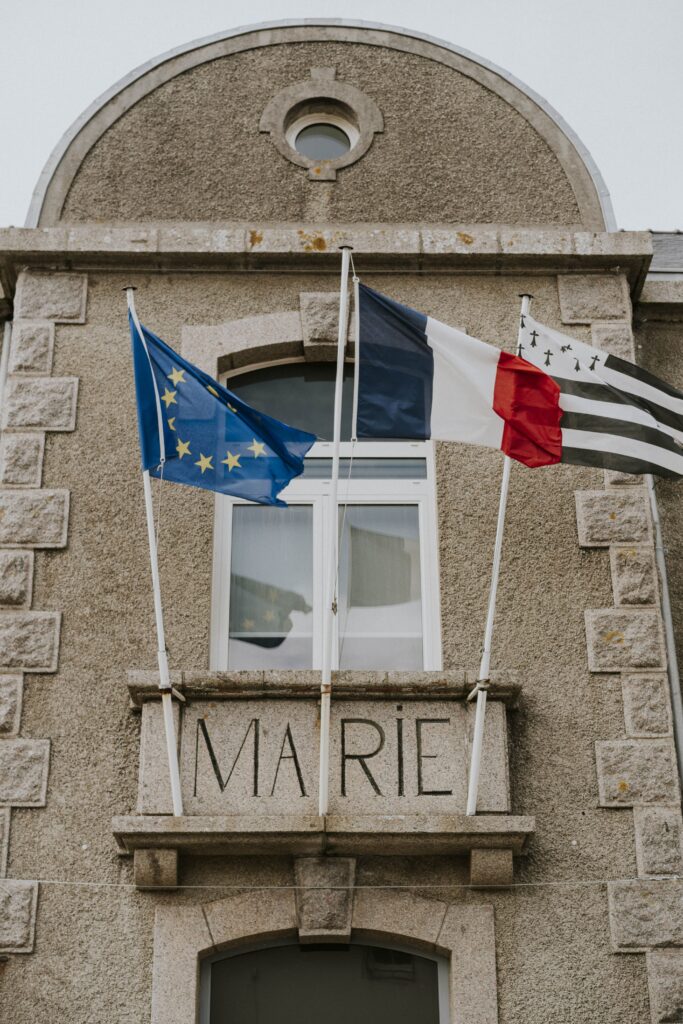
[129,316,316,506]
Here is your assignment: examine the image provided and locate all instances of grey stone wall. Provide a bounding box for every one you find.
[0,266,657,1022]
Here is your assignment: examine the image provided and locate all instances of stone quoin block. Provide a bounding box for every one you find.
[585,609,665,672]
[591,322,635,361]
[14,271,87,323]
[0,552,33,607]
[610,545,658,606]
[576,490,651,547]
[557,274,630,323]
[299,292,348,361]
[634,806,683,877]
[608,879,683,950]
[295,857,355,942]
[3,377,78,432]
[0,738,50,806]
[0,807,8,875]
[8,321,55,375]
[595,740,679,807]
[0,879,38,953]
[0,675,23,735]
[0,433,45,487]
[0,611,61,672]
[647,949,683,1024]
[134,849,178,890]
[622,674,672,737]
[0,490,69,548]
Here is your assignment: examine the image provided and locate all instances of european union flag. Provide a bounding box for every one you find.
[130,316,316,506]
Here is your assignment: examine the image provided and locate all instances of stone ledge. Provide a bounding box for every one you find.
[126,668,522,708]
[112,813,535,858]
[0,226,652,289]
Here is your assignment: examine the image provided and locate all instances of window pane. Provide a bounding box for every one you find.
[229,363,354,440]
[228,506,313,668]
[338,505,423,669]
[208,944,440,1024]
[295,123,351,159]
[303,458,427,480]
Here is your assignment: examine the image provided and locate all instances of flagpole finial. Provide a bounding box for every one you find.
[123,285,137,292]
[518,292,534,299]
[338,243,354,251]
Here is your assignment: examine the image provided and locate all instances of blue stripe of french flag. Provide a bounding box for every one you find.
[356,284,563,468]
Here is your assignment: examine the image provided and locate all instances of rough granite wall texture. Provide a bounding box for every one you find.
[60,42,582,226]
[0,269,656,1023]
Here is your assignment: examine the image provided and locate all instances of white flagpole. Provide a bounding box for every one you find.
[466,293,532,816]
[318,245,352,816]
[126,287,184,817]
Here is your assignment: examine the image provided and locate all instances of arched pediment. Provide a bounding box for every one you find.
[28,20,613,230]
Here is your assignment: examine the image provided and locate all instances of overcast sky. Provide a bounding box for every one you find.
[1,0,681,230]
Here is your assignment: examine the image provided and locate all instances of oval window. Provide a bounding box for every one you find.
[295,123,351,160]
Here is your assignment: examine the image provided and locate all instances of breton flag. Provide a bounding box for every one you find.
[356,285,683,478]
[130,317,316,506]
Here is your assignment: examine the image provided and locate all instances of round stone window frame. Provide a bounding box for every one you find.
[259,67,383,181]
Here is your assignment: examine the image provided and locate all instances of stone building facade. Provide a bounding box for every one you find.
[0,20,682,1024]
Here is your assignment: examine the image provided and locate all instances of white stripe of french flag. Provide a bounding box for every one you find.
[356,285,562,467]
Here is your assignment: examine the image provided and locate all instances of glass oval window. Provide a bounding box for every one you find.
[295,123,351,160]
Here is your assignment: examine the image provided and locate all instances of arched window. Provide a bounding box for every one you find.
[200,941,449,1024]
[210,362,441,672]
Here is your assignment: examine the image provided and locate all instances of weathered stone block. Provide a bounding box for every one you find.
[0,675,22,735]
[576,490,650,547]
[300,292,347,361]
[295,857,355,943]
[585,609,665,672]
[609,879,683,950]
[558,274,630,323]
[596,740,678,806]
[0,490,69,548]
[9,321,54,374]
[14,271,87,323]
[0,738,50,806]
[635,807,683,877]
[591,322,635,361]
[0,879,37,953]
[647,949,683,1023]
[137,699,180,815]
[421,227,498,254]
[0,552,33,607]
[134,849,178,889]
[604,469,640,486]
[0,433,45,487]
[0,611,61,672]
[610,545,658,605]
[0,807,8,875]
[3,378,78,431]
[622,674,672,737]
[470,848,514,888]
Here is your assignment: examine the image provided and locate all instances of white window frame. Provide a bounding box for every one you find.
[210,363,442,672]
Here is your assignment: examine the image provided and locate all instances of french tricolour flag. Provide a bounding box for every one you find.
[356,285,683,478]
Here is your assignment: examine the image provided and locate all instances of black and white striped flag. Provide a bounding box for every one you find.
[519,315,683,478]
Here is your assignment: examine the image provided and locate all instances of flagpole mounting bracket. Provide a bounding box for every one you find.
[467,679,491,702]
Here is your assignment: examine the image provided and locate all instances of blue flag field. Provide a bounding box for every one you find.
[130,315,316,506]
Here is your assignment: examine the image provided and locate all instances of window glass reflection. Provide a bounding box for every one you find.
[338,505,423,669]
[228,506,313,668]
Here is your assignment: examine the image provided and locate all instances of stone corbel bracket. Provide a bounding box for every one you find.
[259,68,383,180]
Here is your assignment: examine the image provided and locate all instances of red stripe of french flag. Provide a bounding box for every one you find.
[493,351,563,467]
